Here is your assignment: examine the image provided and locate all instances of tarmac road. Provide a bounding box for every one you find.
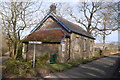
[45,53,120,78]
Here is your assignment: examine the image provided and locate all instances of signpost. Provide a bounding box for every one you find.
[33,44,36,68]
[29,41,42,68]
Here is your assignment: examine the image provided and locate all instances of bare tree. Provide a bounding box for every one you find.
[40,3,70,17]
[66,2,118,48]
[68,2,118,34]
[69,2,103,34]
[98,12,113,49]
[0,27,2,56]
[2,31,8,55]
[0,1,42,59]
[96,2,118,49]
[56,3,70,17]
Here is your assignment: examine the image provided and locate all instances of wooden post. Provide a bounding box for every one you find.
[33,44,36,68]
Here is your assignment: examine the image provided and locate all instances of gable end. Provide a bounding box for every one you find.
[30,13,72,33]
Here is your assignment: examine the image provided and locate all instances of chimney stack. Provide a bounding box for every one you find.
[49,3,56,14]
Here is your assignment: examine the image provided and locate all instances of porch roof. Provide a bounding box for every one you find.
[22,30,65,43]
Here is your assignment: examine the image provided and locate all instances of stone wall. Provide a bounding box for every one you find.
[22,33,94,62]
[57,38,70,63]
[69,33,94,62]
[23,43,59,61]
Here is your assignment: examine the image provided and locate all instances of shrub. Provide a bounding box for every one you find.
[3,58,35,78]
[36,54,49,62]
[102,49,118,56]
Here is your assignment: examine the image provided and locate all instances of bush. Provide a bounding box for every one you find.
[94,48,118,57]
[36,53,49,63]
[3,58,35,78]
[102,49,118,56]
[3,54,50,78]
[2,53,6,56]
[94,48,104,57]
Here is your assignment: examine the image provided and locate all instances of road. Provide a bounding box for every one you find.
[45,53,120,78]
[112,55,120,78]
[0,52,9,80]
[0,52,9,63]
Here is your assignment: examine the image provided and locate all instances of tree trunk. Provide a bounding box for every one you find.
[103,35,106,49]
[8,39,22,59]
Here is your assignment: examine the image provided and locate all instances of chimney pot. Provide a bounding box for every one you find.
[49,3,56,14]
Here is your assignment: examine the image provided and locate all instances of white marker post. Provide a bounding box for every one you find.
[29,41,42,68]
[33,44,36,68]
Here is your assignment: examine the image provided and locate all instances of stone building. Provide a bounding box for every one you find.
[22,12,95,63]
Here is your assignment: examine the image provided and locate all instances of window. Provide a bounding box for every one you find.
[75,37,79,50]
[90,41,93,51]
[83,39,86,51]
[61,41,65,52]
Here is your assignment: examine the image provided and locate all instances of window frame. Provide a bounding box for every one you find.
[90,40,93,51]
[75,37,79,51]
[83,39,87,51]
[61,41,66,52]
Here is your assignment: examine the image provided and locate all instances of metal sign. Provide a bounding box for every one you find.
[29,41,42,44]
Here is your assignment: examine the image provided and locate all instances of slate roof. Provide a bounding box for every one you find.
[31,13,95,39]
[55,16,95,39]
[23,30,65,42]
